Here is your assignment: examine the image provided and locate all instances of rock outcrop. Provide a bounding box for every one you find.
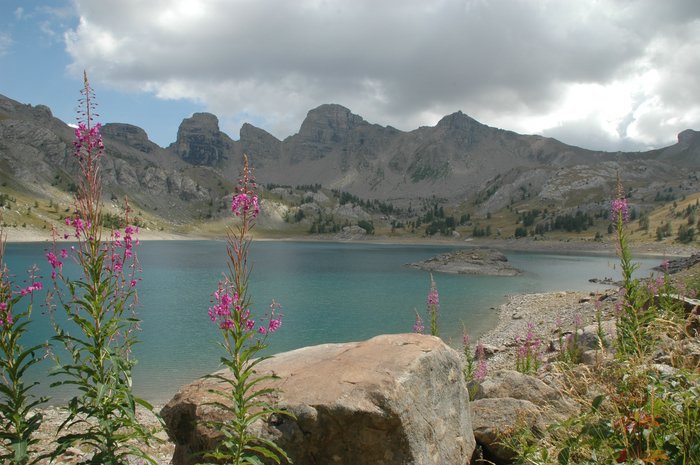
[653,253,700,274]
[170,112,234,166]
[101,123,159,153]
[161,333,476,465]
[407,248,521,276]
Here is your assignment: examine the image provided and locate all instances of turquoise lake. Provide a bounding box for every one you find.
[4,240,660,404]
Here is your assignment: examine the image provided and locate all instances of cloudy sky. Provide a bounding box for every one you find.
[1,0,699,151]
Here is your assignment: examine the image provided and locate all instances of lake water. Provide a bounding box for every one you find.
[4,240,660,404]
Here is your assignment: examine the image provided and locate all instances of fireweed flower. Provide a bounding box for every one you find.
[265,300,283,334]
[204,155,291,465]
[426,275,440,336]
[413,311,424,334]
[474,342,488,382]
[231,193,260,218]
[46,251,63,271]
[610,198,630,224]
[610,175,630,225]
[46,73,157,462]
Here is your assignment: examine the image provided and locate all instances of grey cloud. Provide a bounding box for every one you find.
[65,0,700,150]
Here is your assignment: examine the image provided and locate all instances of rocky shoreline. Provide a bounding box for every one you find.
[475,288,618,371]
[29,286,619,464]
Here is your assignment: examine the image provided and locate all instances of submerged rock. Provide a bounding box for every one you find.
[161,333,476,465]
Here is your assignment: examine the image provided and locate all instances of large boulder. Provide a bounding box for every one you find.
[161,333,476,465]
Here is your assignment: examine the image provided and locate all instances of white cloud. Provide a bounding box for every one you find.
[64,0,700,150]
[0,32,11,56]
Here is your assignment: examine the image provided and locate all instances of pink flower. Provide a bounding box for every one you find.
[65,217,90,238]
[268,318,282,333]
[46,251,63,270]
[245,319,255,331]
[19,282,42,296]
[610,197,630,223]
[231,193,260,218]
[427,287,439,308]
[474,342,488,382]
[413,312,424,333]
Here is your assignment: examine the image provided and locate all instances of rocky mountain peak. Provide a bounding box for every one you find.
[297,104,367,141]
[239,123,282,165]
[678,129,700,147]
[179,112,221,134]
[171,112,233,166]
[240,122,279,143]
[436,111,483,131]
[102,123,158,153]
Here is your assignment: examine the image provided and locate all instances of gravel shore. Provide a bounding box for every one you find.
[476,288,618,371]
[31,405,174,465]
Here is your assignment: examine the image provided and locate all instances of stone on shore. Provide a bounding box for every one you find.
[472,369,576,415]
[470,370,578,464]
[471,397,543,462]
[161,333,476,465]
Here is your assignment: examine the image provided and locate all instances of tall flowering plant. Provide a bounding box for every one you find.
[203,156,290,465]
[610,176,654,358]
[0,224,47,465]
[46,73,157,464]
[426,275,439,336]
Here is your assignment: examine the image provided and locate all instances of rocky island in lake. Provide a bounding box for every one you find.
[407,248,522,276]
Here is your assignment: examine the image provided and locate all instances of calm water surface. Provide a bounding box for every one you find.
[4,240,659,403]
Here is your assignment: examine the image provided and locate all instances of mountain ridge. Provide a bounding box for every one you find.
[1,92,699,237]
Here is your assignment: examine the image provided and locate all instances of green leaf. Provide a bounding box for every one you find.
[591,395,605,411]
[557,446,570,465]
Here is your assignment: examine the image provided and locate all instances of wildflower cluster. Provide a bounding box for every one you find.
[515,322,543,374]
[208,282,283,335]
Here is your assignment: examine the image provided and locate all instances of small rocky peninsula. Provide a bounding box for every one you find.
[407,247,521,276]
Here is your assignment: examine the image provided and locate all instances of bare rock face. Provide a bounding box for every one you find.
[102,123,159,153]
[161,333,476,465]
[172,112,234,166]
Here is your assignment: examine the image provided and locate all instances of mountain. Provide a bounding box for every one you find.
[2,92,699,234]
